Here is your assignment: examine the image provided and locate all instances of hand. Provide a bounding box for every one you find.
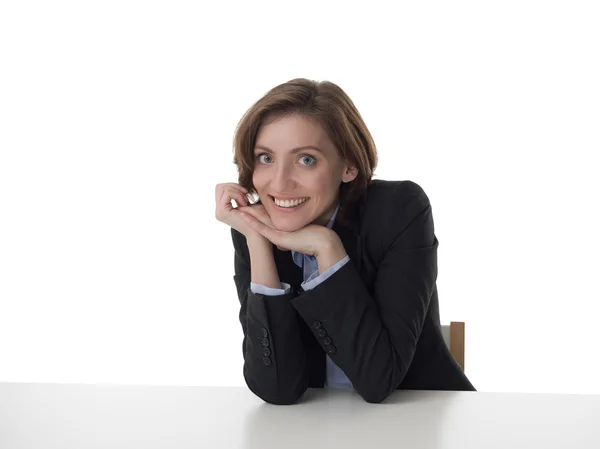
[239,207,336,257]
[214,183,269,244]
[236,204,290,251]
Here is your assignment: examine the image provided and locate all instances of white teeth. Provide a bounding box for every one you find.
[273,197,309,208]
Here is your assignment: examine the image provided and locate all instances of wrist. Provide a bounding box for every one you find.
[315,236,347,273]
[246,234,271,250]
[246,236,280,289]
[313,231,342,257]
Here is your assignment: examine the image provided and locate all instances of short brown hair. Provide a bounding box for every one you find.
[233,78,378,225]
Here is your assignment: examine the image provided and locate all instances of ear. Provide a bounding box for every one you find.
[341,163,358,183]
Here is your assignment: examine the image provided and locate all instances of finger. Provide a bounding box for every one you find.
[217,194,244,219]
[216,183,248,202]
[222,188,248,207]
[238,206,273,226]
[218,188,229,208]
[226,183,249,195]
[237,205,261,218]
[231,191,248,208]
[238,207,263,223]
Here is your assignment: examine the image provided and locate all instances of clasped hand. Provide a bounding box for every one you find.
[238,204,336,257]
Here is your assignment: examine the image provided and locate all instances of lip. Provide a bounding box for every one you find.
[269,195,310,201]
[269,195,310,213]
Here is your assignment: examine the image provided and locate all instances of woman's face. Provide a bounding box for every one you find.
[252,114,357,232]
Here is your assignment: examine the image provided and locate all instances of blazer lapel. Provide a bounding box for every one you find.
[332,219,361,274]
[332,191,366,273]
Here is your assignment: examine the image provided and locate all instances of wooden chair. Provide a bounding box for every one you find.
[441,321,465,371]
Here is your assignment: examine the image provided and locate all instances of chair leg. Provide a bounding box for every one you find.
[450,321,465,371]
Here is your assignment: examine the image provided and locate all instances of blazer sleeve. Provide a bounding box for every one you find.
[231,228,310,405]
[290,184,438,403]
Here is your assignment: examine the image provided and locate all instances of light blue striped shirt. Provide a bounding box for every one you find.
[250,205,353,389]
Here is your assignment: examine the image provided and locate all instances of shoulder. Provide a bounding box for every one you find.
[365,179,430,208]
[360,179,433,238]
[365,179,430,214]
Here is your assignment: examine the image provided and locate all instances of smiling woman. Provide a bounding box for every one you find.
[251,114,359,231]
[214,78,475,405]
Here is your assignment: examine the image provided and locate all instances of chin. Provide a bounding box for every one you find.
[272,220,307,233]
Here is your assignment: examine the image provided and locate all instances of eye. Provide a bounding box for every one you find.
[299,155,316,166]
[256,153,272,164]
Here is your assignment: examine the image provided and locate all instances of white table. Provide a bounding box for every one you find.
[1,383,599,449]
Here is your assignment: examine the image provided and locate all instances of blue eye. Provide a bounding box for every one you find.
[257,153,272,163]
[300,155,316,166]
[255,153,316,166]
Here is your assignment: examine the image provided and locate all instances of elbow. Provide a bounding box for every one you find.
[243,366,308,405]
[353,372,396,403]
[355,362,405,404]
[357,387,392,404]
[246,382,307,405]
[258,390,305,405]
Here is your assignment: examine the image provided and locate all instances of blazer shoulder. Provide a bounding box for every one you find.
[365,179,431,217]
[361,179,433,239]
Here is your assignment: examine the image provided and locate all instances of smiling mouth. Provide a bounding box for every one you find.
[269,195,310,210]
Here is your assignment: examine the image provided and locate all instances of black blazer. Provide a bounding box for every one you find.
[231,179,475,404]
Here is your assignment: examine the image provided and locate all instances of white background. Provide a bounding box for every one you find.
[1,1,598,394]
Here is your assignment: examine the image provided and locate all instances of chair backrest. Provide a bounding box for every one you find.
[441,321,465,371]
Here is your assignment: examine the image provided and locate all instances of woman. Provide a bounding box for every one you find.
[215,78,475,405]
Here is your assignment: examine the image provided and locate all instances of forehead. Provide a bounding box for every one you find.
[255,114,333,152]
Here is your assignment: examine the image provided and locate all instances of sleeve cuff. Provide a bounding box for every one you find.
[250,282,292,296]
[301,255,350,291]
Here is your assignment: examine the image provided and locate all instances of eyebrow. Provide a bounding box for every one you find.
[254,145,325,155]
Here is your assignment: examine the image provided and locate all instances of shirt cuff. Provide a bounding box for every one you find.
[250,282,292,296]
[301,255,350,291]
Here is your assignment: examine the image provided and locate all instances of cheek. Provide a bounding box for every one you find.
[252,171,263,189]
[310,173,337,192]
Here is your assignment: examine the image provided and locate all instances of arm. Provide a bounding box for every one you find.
[300,255,350,291]
[291,185,437,403]
[231,228,309,405]
[251,255,350,294]
[250,282,291,295]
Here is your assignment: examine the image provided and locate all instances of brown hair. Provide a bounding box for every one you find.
[232,78,378,226]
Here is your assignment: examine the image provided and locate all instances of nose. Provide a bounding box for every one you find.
[271,163,295,193]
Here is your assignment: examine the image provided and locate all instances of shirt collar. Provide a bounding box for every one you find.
[325,203,340,229]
